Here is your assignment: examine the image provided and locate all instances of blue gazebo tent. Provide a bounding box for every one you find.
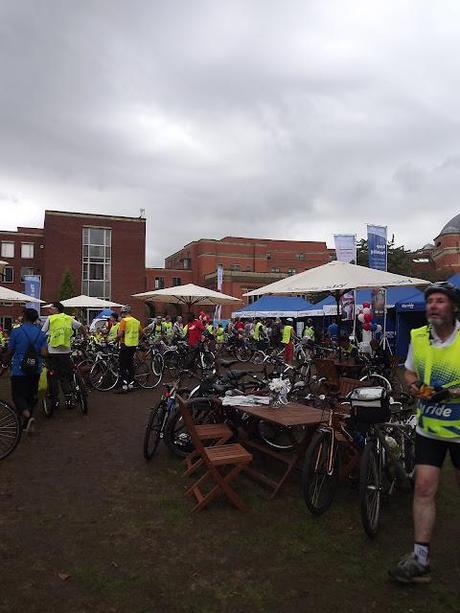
[232,295,318,318]
[394,274,460,358]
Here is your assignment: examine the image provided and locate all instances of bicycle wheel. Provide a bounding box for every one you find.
[152,352,164,377]
[89,361,118,391]
[252,350,265,365]
[76,359,93,388]
[143,401,166,460]
[235,345,252,362]
[256,420,296,451]
[133,359,161,389]
[163,398,215,458]
[302,430,340,515]
[199,350,215,373]
[0,400,21,460]
[41,393,54,418]
[73,372,88,415]
[163,350,180,371]
[359,441,382,538]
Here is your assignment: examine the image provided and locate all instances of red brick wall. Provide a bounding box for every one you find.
[0,228,45,325]
[432,233,460,276]
[42,211,147,322]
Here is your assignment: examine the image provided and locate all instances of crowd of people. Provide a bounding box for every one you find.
[2,282,459,586]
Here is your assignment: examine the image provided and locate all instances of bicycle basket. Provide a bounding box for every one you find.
[349,387,390,424]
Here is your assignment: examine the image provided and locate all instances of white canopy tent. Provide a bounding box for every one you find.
[57,295,123,309]
[244,260,429,348]
[244,260,429,297]
[133,283,241,311]
[0,285,45,303]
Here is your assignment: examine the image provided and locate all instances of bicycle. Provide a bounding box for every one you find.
[143,371,195,459]
[0,399,21,460]
[302,386,364,515]
[355,388,416,538]
[42,365,89,417]
[89,347,120,391]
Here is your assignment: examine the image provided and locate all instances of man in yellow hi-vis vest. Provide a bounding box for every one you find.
[390,282,460,585]
[116,305,142,393]
[42,301,87,410]
[107,312,120,343]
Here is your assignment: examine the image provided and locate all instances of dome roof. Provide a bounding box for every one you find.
[440,213,460,236]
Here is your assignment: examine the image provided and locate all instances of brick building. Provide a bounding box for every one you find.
[0,211,146,329]
[146,236,332,319]
[431,213,460,276]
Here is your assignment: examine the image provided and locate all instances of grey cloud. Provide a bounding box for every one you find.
[1,1,460,264]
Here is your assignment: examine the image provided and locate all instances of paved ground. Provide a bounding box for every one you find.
[0,375,459,613]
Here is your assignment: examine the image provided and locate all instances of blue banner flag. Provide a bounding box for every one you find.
[24,275,41,313]
[367,225,387,271]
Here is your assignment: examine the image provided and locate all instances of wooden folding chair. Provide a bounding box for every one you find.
[176,396,253,512]
[183,400,234,476]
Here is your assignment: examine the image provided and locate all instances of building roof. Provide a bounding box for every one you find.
[439,213,460,236]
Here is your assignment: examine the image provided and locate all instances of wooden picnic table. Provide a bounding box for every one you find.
[230,402,327,499]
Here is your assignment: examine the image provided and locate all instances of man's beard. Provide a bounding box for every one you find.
[427,315,454,330]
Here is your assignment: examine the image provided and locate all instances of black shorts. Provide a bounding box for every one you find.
[415,433,460,469]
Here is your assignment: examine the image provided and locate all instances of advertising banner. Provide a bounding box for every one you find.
[216,264,224,291]
[24,275,41,313]
[367,225,387,271]
[214,265,224,322]
[340,291,355,320]
[371,287,386,316]
[333,234,357,264]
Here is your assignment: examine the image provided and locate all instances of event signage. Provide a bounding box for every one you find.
[24,275,41,313]
[333,234,357,264]
[214,264,224,322]
[367,225,387,271]
[216,264,224,291]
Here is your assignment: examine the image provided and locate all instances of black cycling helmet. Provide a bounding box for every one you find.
[424,281,460,304]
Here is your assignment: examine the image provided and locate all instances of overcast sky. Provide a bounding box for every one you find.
[1,1,460,265]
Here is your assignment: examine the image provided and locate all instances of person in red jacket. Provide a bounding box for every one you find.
[186,313,205,348]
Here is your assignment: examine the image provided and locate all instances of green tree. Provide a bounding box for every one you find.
[356,238,413,275]
[58,269,76,301]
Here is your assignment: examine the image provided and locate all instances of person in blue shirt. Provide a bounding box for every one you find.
[326,319,339,341]
[6,308,48,432]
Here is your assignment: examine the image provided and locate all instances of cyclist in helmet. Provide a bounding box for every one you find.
[389,282,460,584]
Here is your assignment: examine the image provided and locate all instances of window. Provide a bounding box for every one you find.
[296,253,305,261]
[183,258,191,269]
[2,266,13,283]
[172,277,181,286]
[154,277,165,289]
[0,317,12,331]
[271,267,280,273]
[287,268,297,275]
[230,264,240,271]
[1,241,14,258]
[82,227,112,299]
[20,267,34,282]
[266,252,271,260]
[21,243,34,259]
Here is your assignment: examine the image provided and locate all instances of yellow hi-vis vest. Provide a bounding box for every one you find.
[122,316,140,347]
[48,313,74,348]
[108,322,120,341]
[282,325,293,345]
[216,327,224,343]
[252,322,263,341]
[303,326,315,341]
[411,325,460,440]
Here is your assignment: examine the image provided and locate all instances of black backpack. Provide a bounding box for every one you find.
[20,327,41,375]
